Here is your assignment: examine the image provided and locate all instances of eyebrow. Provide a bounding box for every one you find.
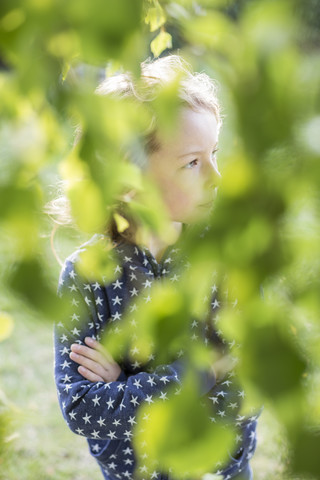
[177,145,218,159]
[178,151,202,158]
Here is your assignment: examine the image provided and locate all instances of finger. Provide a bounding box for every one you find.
[71,343,112,368]
[84,337,114,362]
[77,365,104,383]
[71,341,111,364]
[70,351,109,378]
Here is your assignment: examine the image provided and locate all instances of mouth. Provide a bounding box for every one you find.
[199,200,213,208]
[199,189,218,208]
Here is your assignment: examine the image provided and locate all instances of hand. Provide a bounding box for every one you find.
[213,353,237,382]
[70,337,122,383]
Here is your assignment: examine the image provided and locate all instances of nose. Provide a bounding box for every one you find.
[204,158,221,189]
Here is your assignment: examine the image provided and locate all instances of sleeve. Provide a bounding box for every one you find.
[54,258,185,441]
[202,287,247,422]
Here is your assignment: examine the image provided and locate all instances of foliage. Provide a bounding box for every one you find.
[0,0,319,478]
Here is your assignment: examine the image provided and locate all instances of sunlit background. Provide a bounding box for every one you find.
[0,1,320,479]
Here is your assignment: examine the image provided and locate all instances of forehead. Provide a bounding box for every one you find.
[157,107,219,154]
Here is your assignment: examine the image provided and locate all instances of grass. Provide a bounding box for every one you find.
[0,310,102,480]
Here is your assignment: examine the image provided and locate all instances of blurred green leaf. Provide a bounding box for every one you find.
[103,281,190,364]
[221,299,308,400]
[67,178,107,233]
[241,0,297,55]
[290,425,320,477]
[145,0,166,32]
[0,312,14,342]
[183,10,237,55]
[243,323,306,398]
[150,29,172,58]
[0,0,320,476]
[7,257,68,321]
[134,373,235,477]
[113,212,130,233]
[76,235,118,284]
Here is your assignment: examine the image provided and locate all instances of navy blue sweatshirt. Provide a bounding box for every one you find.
[54,234,257,480]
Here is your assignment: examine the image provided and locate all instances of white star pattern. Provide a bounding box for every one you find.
[97,416,106,427]
[107,397,115,409]
[92,395,101,407]
[82,413,92,424]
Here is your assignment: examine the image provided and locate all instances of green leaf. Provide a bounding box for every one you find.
[145,1,166,32]
[184,11,236,55]
[0,312,14,342]
[76,236,117,284]
[134,373,235,477]
[103,281,190,364]
[150,30,172,58]
[67,178,106,233]
[241,320,307,399]
[290,425,320,477]
[113,212,129,233]
[7,258,65,321]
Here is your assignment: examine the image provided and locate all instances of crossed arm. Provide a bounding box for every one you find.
[69,336,122,383]
[70,337,226,388]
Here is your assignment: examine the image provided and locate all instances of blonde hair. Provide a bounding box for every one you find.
[96,55,221,156]
[47,55,222,255]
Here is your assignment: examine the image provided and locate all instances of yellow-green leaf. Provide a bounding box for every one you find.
[145,2,166,32]
[68,179,106,233]
[0,312,14,342]
[134,373,235,477]
[113,212,130,233]
[150,30,172,58]
[77,236,117,283]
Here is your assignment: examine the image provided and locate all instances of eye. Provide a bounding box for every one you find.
[184,159,199,169]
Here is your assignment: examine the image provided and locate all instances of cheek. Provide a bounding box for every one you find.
[152,171,201,217]
[163,181,198,213]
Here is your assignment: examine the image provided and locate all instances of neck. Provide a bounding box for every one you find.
[136,222,183,262]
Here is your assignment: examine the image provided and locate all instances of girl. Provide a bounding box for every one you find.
[54,55,257,480]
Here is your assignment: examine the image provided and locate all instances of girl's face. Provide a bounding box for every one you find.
[146,107,221,224]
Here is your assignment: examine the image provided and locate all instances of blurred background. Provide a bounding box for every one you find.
[0,0,320,478]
